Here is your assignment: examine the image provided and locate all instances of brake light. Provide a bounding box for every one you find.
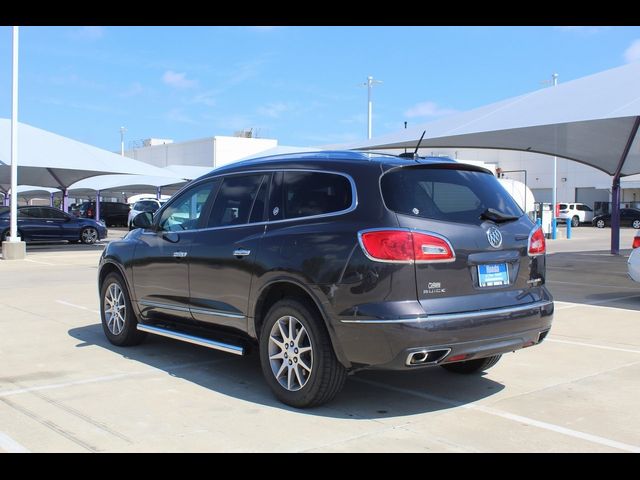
[528,227,546,256]
[633,236,640,249]
[359,229,455,263]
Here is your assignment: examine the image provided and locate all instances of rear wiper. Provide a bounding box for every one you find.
[480,208,520,224]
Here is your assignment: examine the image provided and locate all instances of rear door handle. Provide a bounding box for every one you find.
[45,220,54,223]
[233,249,251,257]
[173,251,188,258]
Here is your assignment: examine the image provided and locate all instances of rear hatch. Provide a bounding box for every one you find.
[380,163,545,315]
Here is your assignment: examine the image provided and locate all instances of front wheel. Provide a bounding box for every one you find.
[259,298,347,408]
[100,272,146,346]
[633,219,640,229]
[571,216,580,227]
[80,227,99,244]
[596,219,606,228]
[441,355,502,374]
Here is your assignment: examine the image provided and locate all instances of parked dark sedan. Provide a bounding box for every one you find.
[0,205,108,243]
[99,151,553,407]
[592,208,640,229]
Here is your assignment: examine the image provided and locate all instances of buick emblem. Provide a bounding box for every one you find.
[486,227,503,249]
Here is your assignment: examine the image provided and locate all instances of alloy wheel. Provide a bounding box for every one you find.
[104,283,126,335]
[82,228,98,244]
[268,315,313,392]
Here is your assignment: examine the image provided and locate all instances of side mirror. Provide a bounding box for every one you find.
[132,211,153,229]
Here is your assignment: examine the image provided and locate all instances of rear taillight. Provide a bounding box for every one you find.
[528,226,546,256]
[633,236,640,249]
[358,229,455,263]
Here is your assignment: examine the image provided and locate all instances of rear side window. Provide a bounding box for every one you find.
[207,174,267,228]
[283,172,352,219]
[381,166,522,225]
[134,201,158,212]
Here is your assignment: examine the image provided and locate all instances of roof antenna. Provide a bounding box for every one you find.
[398,130,426,161]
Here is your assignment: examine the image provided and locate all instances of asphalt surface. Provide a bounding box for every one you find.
[0,226,638,452]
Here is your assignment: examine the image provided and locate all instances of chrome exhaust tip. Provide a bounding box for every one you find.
[406,348,451,366]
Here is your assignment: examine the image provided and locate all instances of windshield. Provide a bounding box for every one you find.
[381,165,523,225]
[134,200,159,212]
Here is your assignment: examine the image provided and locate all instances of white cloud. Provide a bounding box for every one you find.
[257,102,291,119]
[73,26,105,40]
[162,70,197,89]
[404,101,457,118]
[555,26,609,34]
[192,90,218,107]
[624,39,640,63]
[164,108,196,124]
[120,82,144,97]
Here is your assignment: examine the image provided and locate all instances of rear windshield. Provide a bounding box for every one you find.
[381,166,523,225]
[559,203,568,210]
[134,201,159,212]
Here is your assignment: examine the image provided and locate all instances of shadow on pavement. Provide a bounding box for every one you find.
[68,323,505,419]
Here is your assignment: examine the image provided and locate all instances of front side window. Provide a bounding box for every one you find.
[283,171,352,219]
[158,182,215,232]
[43,208,68,220]
[207,174,267,228]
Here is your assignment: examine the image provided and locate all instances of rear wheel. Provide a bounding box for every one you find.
[441,355,502,374]
[80,227,98,244]
[100,272,146,346]
[571,216,580,227]
[596,219,606,228]
[259,298,347,408]
[633,219,640,229]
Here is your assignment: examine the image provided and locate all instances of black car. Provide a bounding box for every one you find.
[78,201,130,227]
[1,205,108,243]
[98,151,553,407]
[592,208,640,229]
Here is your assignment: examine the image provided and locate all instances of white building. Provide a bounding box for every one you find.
[125,135,278,169]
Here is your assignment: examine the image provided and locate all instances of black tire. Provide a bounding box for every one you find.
[259,298,347,408]
[571,216,580,227]
[441,355,502,374]
[100,272,146,347]
[80,227,99,244]
[595,219,606,228]
[633,219,640,229]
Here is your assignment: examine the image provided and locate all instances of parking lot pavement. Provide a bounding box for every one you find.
[0,228,639,452]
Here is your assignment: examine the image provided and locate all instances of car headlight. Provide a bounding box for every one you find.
[97,220,106,227]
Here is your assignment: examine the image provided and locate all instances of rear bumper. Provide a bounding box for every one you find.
[334,299,554,370]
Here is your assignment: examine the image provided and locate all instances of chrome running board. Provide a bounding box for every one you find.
[136,324,244,356]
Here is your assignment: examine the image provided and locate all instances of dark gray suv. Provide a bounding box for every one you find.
[98,151,553,407]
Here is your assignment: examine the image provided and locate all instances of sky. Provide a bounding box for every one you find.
[1,26,640,152]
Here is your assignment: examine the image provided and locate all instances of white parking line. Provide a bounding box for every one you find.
[0,359,230,398]
[547,280,639,291]
[56,300,100,315]
[0,431,30,453]
[554,299,640,312]
[24,259,58,266]
[547,338,640,354]
[353,378,640,453]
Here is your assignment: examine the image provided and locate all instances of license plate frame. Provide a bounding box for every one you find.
[478,263,510,287]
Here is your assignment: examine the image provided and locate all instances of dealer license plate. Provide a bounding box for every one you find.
[478,263,509,287]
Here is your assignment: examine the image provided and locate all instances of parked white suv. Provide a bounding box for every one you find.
[127,199,165,230]
[557,203,594,227]
[629,232,640,283]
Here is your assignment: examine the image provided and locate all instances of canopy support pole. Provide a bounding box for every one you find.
[156,186,162,200]
[96,190,101,222]
[4,193,10,207]
[611,116,640,255]
[49,192,54,207]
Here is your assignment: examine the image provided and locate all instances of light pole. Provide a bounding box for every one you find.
[120,126,126,156]
[551,73,558,240]
[3,26,26,259]
[364,76,382,139]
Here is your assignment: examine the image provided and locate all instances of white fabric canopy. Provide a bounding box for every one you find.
[338,62,640,177]
[67,174,186,196]
[0,119,177,189]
